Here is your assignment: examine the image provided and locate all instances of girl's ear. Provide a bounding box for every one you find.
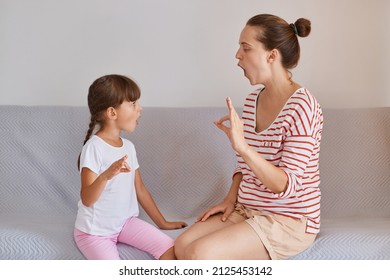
[105,107,117,120]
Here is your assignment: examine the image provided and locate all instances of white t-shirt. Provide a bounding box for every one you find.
[75,135,139,236]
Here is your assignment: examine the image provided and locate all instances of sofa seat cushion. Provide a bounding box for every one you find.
[292,217,390,259]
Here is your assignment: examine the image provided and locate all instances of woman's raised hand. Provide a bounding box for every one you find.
[214,97,248,154]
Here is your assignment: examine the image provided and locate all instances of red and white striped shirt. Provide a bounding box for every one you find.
[235,88,323,233]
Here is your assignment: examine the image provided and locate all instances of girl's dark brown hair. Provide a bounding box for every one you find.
[77,74,141,169]
[246,14,311,69]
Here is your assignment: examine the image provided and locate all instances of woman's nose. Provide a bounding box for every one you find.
[235,49,241,60]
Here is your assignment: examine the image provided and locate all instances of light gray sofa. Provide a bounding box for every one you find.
[0,105,389,260]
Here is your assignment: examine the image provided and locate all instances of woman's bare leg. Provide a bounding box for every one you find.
[174,214,235,259]
[175,213,270,260]
[183,221,270,260]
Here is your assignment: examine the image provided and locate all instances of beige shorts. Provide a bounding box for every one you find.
[228,204,317,260]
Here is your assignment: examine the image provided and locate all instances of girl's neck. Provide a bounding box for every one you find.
[96,128,122,147]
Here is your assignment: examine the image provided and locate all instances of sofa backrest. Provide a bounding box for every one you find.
[0,106,87,217]
[0,106,235,220]
[124,107,236,219]
[316,107,390,218]
[0,106,389,220]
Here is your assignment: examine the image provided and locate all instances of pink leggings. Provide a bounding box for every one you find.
[74,217,174,260]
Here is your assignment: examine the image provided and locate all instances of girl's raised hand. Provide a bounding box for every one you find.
[214,97,248,154]
[102,155,131,181]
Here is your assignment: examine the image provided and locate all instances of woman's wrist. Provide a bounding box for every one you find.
[223,196,236,205]
[236,142,251,157]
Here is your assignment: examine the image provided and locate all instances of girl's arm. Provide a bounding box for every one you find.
[80,155,130,207]
[135,169,187,230]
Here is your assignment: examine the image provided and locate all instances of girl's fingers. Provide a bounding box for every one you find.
[119,155,128,163]
[117,155,131,172]
[121,162,131,172]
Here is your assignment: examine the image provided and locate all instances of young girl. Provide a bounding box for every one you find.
[175,14,323,260]
[74,74,187,260]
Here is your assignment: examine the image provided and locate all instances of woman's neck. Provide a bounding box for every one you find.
[262,72,301,100]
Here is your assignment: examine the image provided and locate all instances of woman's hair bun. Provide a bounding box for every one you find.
[294,18,311,37]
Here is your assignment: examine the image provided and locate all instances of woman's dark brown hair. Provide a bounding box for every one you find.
[247,14,311,69]
[77,74,141,169]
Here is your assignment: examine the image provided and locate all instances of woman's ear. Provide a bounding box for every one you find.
[105,107,117,120]
[267,49,278,63]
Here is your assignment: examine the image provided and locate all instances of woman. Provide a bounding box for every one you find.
[175,14,323,260]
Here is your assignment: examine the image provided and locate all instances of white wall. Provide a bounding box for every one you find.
[1,0,389,108]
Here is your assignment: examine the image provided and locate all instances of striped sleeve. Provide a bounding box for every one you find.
[233,160,242,178]
[232,92,258,179]
[277,92,319,198]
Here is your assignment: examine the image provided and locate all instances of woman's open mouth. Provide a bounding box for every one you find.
[238,64,246,76]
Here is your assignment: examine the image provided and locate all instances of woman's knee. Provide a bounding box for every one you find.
[174,232,208,260]
[180,240,215,260]
[174,232,190,259]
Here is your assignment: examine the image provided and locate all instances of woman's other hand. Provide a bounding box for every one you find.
[197,199,235,222]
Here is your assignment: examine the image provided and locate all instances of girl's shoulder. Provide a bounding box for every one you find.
[82,135,100,149]
[121,137,136,150]
[80,135,104,157]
